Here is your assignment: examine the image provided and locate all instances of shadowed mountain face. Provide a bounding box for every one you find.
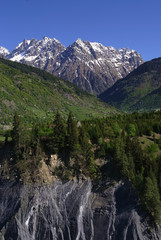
[99,57,161,112]
[1,37,143,94]
[0,180,160,240]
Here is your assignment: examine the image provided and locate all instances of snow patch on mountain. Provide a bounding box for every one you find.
[0,46,10,56]
[3,37,143,94]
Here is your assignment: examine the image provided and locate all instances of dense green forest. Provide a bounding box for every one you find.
[1,110,161,224]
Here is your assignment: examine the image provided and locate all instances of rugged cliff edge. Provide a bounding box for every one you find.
[0,179,160,240]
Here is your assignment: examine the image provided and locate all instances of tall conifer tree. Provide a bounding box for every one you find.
[12,112,21,159]
[66,112,78,152]
[53,111,66,152]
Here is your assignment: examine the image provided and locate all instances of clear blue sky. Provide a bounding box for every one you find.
[1,0,161,61]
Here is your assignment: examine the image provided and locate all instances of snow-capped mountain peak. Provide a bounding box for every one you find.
[7,37,66,69]
[75,38,84,45]
[15,39,31,50]
[75,38,89,49]
[90,42,105,52]
[43,36,51,42]
[0,46,10,56]
[2,37,143,94]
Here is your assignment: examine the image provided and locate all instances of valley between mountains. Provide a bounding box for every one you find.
[1,37,161,240]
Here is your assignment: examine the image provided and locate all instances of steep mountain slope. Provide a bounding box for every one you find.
[51,39,143,95]
[99,57,161,111]
[2,37,143,94]
[0,58,116,124]
[132,85,161,111]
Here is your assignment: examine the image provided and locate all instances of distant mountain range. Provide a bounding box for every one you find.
[0,58,117,124]
[0,37,143,94]
[99,57,161,112]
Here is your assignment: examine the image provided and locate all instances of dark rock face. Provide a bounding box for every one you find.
[52,40,143,94]
[0,180,160,240]
[3,37,143,95]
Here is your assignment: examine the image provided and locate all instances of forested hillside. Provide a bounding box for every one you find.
[99,57,161,112]
[1,110,161,224]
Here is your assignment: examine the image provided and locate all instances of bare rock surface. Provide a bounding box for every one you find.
[0,179,160,240]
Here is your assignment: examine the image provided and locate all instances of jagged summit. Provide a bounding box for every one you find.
[0,46,10,56]
[2,37,143,94]
[75,38,84,44]
[7,37,66,69]
[43,36,51,42]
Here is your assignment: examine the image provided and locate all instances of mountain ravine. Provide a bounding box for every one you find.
[0,179,160,240]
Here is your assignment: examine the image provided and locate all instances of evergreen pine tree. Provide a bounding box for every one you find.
[66,112,78,152]
[143,170,161,223]
[31,124,40,157]
[79,125,89,155]
[11,112,21,159]
[53,111,66,152]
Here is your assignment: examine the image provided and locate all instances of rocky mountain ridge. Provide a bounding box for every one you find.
[1,37,144,94]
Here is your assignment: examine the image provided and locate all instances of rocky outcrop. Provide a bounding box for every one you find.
[0,179,160,239]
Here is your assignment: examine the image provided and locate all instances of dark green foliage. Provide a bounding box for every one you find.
[145,143,158,157]
[11,112,21,159]
[82,110,161,223]
[79,125,89,154]
[3,109,161,223]
[96,141,108,158]
[66,112,78,152]
[126,123,136,137]
[113,122,121,137]
[52,111,66,152]
[143,171,161,224]
[30,124,40,157]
